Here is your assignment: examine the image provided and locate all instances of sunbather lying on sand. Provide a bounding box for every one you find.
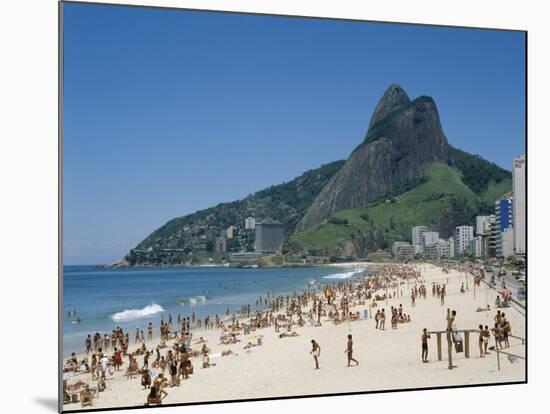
[279,331,299,338]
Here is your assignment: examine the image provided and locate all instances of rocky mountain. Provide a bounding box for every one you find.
[296,84,450,231]
[122,83,512,266]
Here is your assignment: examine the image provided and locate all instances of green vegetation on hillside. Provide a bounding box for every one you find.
[133,160,345,254]
[288,162,510,258]
[448,146,511,194]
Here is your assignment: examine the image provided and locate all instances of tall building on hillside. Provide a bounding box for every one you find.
[412,226,428,246]
[226,225,234,239]
[513,155,526,255]
[438,239,451,259]
[476,216,490,236]
[467,236,483,257]
[215,236,227,253]
[454,226,474,255]
[245,217,256,230]
[422,231,439,246]
[495,197,513,259]
[392,242,416,260]
[255,223,285,254]
[449,237,456,258]
[423,244,439,259]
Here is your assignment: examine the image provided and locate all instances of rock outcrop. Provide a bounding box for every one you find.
[296,84,450,231]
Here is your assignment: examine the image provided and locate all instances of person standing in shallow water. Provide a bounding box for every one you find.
[345,334,359,367]
[310,340,321,369]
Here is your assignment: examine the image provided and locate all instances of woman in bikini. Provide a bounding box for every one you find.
[345,334,359,367]
[310,339,321,369]
[478,324,485,357]
[145,385,168,406]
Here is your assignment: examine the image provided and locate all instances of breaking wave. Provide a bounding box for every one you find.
[180,295,207,306]
[322,269,364,280]
[111,303,164,322]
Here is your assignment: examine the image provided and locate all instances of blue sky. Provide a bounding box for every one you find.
[62,3,526,265]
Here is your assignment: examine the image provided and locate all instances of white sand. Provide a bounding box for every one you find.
[63,263,525,411]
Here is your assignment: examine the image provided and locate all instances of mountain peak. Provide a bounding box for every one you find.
[296,85,450,232]
[368,83,410,129]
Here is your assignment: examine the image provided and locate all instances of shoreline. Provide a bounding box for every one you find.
[92,259,394,270]
[62,265,369,357]
[62,262,525,411]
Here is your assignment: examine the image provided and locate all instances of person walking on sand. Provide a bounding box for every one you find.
[478,324,486,358]
[345,334,359,367]
[85,334,92,355]
[421,328,431,362]
[483,325,490,355]
[310,340,321,369]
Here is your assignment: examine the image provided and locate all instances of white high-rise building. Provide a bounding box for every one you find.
[497,227,515,258]
[392,242,416,260]
[412,226,428,246]
[422,231,439,246]
[488,215,498,258]
[512,155,526,255]
[449,238,456,258]
[245,217,256,230]
[454,225,474,255]
[437,239,451,258]
[476,216,490,236]
[467,236,484,258]
[226,225,234,239]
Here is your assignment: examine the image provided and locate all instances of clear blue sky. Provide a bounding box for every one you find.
[62,2,526,265]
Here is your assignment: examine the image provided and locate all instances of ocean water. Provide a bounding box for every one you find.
[62,265,367,356]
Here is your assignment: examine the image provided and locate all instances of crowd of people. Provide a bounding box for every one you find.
[63,262,520,409]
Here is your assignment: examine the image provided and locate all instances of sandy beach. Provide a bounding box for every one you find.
[62,263,526,411]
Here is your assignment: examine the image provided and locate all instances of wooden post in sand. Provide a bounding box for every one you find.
[465,331,470,359]
[437,333,442,361]
[446,308,453,370]
[495,335,501,371]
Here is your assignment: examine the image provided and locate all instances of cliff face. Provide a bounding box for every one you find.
[296,85,450,231]
[368,83,411,129]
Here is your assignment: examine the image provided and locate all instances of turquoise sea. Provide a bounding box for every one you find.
[62,265,367,356]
